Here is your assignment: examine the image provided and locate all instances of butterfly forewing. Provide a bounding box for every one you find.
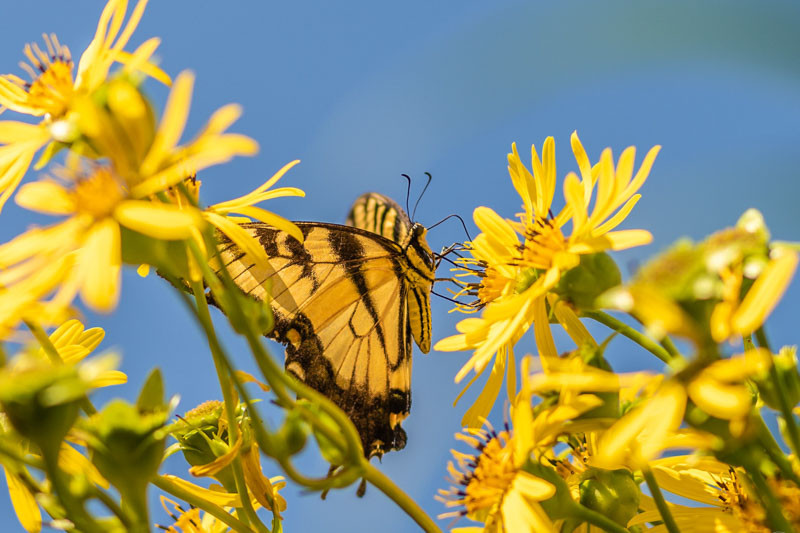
[213,193,435,458]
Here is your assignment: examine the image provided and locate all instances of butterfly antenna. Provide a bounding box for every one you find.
[427,213,473,242]
[401,174,412,216]
[411,172,432,221]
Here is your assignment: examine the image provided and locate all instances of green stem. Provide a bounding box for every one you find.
[362,462,441,533]
[642,467,680,533]
[153,475,251,532]
[583,311,674,364]
[754,327,800,459]
[91,486,132,529]
[190,280,268,533]
[25,320,97,416]
[570,502,630,533]
[756,419,800,486]
[41,446,103,533]
[659,335,681,359]
[741,460,796,533]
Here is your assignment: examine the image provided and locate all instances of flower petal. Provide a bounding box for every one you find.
[115,200,204,240]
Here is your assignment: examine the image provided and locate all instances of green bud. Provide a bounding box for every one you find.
[276,408,308,457]
[578,468,639,527]
[0,358,86,454]
[755,346,800,411]
[170,400,236,490]
[554,252,621,310]
[83,400,168,509]
[297,399,346,465]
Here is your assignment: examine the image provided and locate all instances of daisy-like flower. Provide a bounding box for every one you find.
[0,0,170,210]
[437,424,556,533]
[595,348,772,469]
[605,209,798,345]
[0,71,259,327]
[628,455,800,532]
[438,357,561,532]
[436,133,659,424]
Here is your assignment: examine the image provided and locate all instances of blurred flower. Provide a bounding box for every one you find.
[596,349,769,469]
[0,163,205,319]
[628,456,800,532]
[159,497,228,533]
[0,70,260,324]
[604,210,798,345]
[0,0,170,210]
[437,133,659,424]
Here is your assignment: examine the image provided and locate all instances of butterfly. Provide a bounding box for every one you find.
[214,192,435,458]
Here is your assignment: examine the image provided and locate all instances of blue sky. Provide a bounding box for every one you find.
[1,1,799,531]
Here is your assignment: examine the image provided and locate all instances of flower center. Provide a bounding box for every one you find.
[73,168,126,219]
[18,36,74,118]
[521,216,568,271]
[462,431,517,519]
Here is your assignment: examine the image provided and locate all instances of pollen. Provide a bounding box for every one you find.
[17,34,74,118]
[438,427,517,521]
[72,167,126,219]
[520,216,568,271]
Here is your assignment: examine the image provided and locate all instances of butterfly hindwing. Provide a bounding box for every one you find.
[215,197,434,457]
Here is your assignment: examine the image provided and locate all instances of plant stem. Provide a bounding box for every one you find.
[642,466,680,533]
[153,476,251,532]
[570,502,630,533]
[754,327,800,459]
[41,445,103,533]
[190,280,268,533]
[583,311,674,364]
[742,460,796,533]
[362,462,441,533]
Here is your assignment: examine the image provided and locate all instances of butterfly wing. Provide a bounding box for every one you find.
[216,222,413,456]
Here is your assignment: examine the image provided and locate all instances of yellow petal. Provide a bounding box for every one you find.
[204,212,270,268]
[4,469,41,532]
[16,180,75,215]
[472,206,519,248]
[59,443,109,489]
[229,206,304,244]
[140,71,194,176]
[159,475,241,507]
[732,249,798,335]
[91,370,128,388]
[688,377,752,420]
[235,370,270,392]
[114,200,204,240]
[80,220,121,312]
[461,347,506,428]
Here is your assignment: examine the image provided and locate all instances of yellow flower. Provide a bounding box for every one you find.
[0,0,170,210]
[628,456,800,532]
[437,426,555,532]
[438,356,560,532]
[596,349,770,469]
[605,210,798,345]
[436,133,659,425]
[0,70,258,325]
[0,164,204,322]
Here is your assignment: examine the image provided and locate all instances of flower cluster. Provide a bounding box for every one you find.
[436,134,800,532]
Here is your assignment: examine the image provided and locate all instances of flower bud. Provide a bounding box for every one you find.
[0,358,86,454]
[578,468,640,528]
[554,252,621,310]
